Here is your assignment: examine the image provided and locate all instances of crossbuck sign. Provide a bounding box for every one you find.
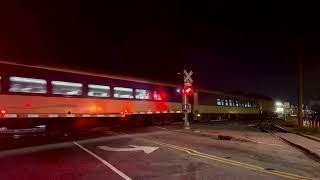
[184,70,193,86]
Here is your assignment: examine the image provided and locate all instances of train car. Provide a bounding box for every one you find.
[0,61,276,129]
[193,90,276,120]
[0,61,184,127]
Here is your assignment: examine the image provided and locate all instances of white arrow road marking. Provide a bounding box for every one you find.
[73,142,132,180]
[98,145,159,154]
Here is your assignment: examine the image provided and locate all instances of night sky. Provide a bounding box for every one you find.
[1,1,320,104]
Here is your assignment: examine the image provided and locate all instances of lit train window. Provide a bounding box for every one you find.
[135,89,152,99]
[9,76,47,94]
[153,91,162,100]
[113,87,133,99]
[88,84,110,97]
[52,81,82,96]
[225,99,229,106]
[217,99,222,106]
[221,99,225,106]
[229,100,233,107]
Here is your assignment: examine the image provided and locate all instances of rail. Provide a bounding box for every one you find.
[258,123,320,164]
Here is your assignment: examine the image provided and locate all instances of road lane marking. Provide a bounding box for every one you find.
[170,122,183,124]
[244,136,285,147]
[155,126,169,130]
[73,142,132,180]
[250,140,284,147]
[137,138,315,180]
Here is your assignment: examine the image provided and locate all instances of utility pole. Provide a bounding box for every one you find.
[298,57,304,127]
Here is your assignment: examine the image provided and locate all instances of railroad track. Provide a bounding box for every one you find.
[259,123,320,164]
[271,123,320,143]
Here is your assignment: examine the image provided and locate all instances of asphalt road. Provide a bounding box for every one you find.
[0,122,319,180]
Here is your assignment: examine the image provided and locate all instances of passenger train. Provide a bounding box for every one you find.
[0,61,276,127]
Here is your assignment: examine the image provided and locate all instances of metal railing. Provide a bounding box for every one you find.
[303,120,320,128]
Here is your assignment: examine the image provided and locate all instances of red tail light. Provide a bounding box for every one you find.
[1,110,6,115]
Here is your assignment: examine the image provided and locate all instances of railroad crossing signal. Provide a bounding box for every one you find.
[182,69,193,130]
[184,70,193,86]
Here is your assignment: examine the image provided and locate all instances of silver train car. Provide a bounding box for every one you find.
[0,61,276,128]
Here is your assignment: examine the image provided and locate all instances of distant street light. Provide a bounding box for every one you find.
[275,101,283,107]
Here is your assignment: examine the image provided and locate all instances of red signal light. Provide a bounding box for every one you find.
[182,86,193,95]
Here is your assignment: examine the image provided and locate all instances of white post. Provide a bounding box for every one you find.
[183,93,190,129]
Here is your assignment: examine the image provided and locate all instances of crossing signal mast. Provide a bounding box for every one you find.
[183,69,193,129]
